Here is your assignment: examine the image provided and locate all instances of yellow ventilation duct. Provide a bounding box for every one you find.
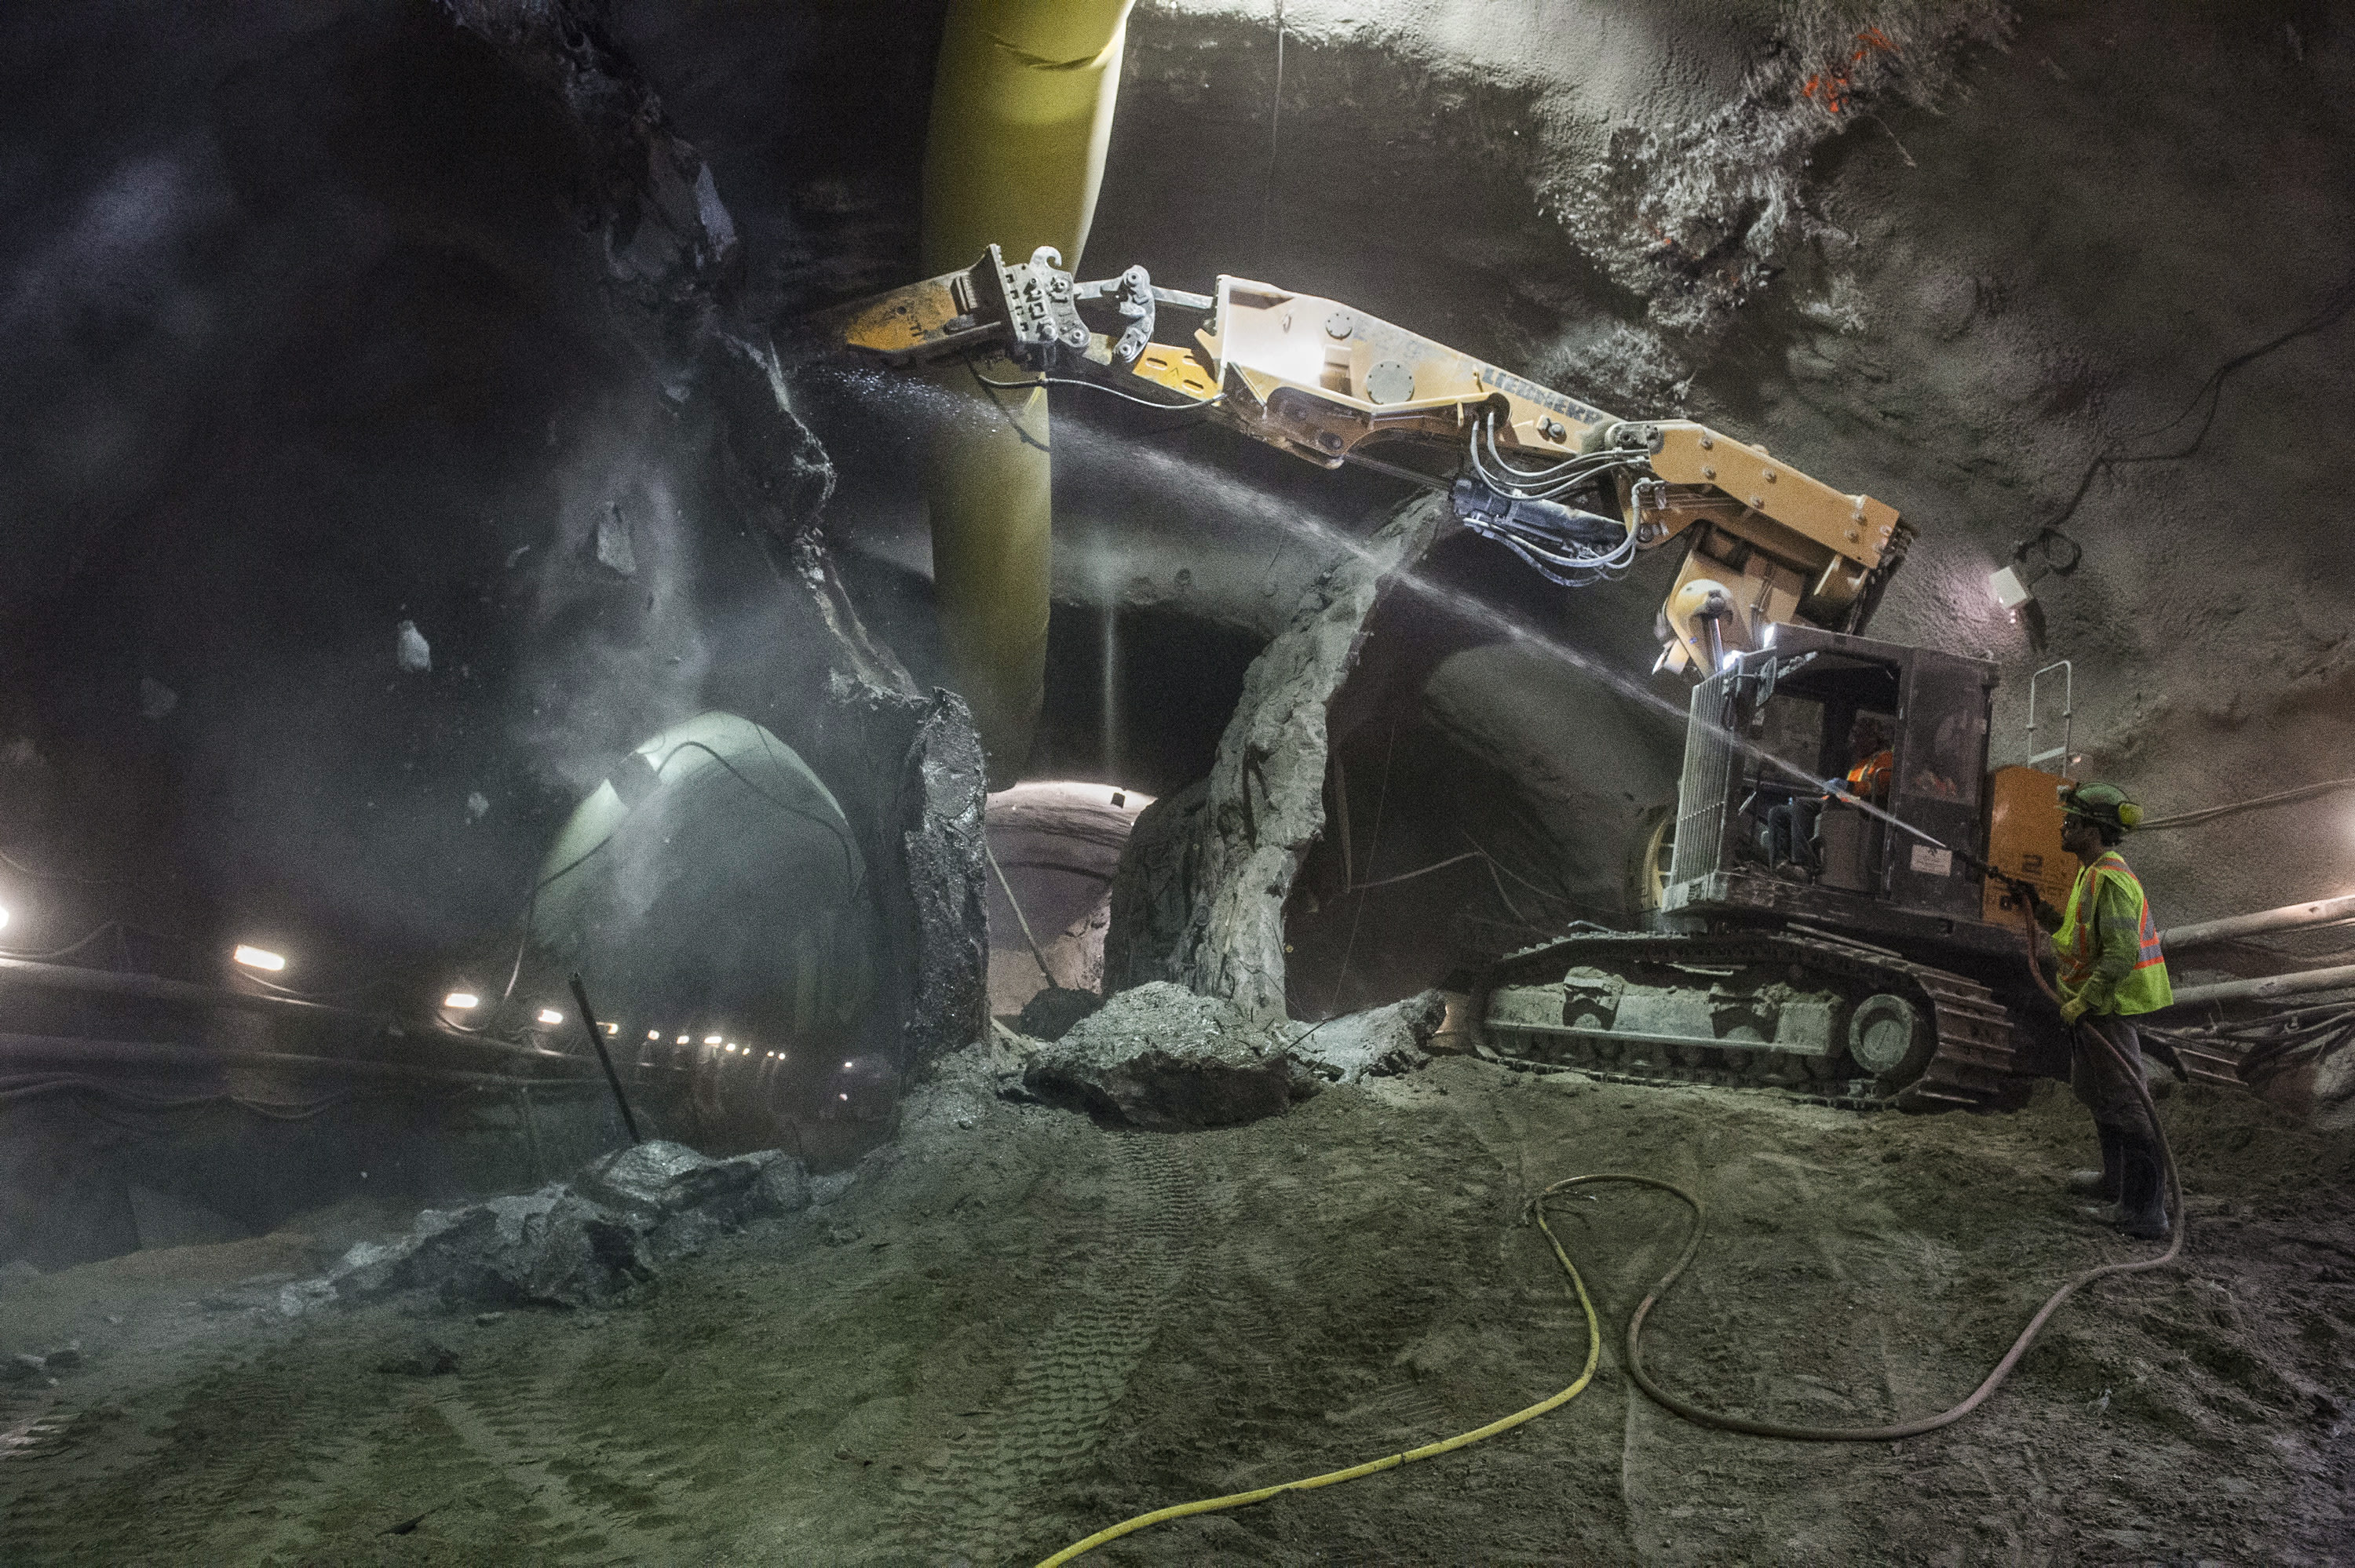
[920,0,1133,777]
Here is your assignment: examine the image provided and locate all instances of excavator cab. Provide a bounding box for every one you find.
[1659,626,2008,956]
[1484,625,2066,1112]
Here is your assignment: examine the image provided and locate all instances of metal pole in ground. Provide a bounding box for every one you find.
[568,973,643,1146]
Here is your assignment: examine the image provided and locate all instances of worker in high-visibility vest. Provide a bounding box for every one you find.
[2036,781,2174,1240]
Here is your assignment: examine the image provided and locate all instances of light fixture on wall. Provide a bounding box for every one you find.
[1988,524,2083,618]
[444,990,480,1010]
[233,944,287,972]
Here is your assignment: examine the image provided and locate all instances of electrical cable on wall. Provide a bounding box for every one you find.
[2137,775,2355,831]
[2046,270,2355,533]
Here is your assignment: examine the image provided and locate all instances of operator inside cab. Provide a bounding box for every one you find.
[1842,717,1894,802]
[2036,782,2175,1241]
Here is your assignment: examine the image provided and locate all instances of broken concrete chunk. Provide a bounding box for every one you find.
[282,1141,809,1314]
[3,1353,45,1384]
[396,619,431,674]
[39,1342,82,1370]
[1283,990,1446,1090]
[580,1140,736,1213]
[581,1140,810,1221]
[751,1155,812,1216]
[1017,983,1441,1130]
[1025,982,1294,1129]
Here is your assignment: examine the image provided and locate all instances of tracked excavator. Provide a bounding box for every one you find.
[826,244,2076,1113]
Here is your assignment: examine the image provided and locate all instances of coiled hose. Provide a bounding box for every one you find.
[1034,906,2185,1561]
[1614,906,2184,1442]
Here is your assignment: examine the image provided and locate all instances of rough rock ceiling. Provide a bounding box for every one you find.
[0,0,2350,989]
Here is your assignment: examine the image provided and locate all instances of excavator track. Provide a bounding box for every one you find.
[1478,928,2036,1114]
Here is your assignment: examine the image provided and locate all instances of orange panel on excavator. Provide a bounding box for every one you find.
[1982,765,2074,925]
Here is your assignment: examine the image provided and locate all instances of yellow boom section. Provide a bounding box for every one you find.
[835,250,1907,676]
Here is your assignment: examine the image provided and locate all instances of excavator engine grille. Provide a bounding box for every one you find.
[1667,673,1739,889]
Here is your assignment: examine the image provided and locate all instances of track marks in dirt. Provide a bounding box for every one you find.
[893,1132,1206,1563]
[411,1329,706,1564]
[0,1405,115,1562]
[0,1352,376,1565]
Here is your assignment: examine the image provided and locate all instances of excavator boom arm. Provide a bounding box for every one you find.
[825,245,1908,672]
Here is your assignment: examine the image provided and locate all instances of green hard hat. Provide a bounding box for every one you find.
[2058,780,2144,832]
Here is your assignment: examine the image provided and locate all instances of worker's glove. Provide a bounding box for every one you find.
[2032,896,2064,933]
[2058,995,2090,1025]
[2142,1033,2192,1084]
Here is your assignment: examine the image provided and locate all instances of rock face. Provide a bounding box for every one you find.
[282,1141,809,1314]
[1020,982,1444,1129]
[1101,782,1210,999]
[790,677,992,1081]
[1104,495,1451,1016]
[895,691,992,1064]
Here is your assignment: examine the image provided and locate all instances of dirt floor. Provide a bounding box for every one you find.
[4,1052,2353,1566]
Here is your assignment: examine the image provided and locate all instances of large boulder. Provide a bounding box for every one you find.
[1018,983,1444,1129]
[281,1140,809,1314]
[1024,983,1294,1130]
[1285,990,1446,1088]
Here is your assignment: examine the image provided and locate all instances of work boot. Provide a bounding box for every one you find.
[2116,1134,2171,1242]
[2066,1123,2126,1202]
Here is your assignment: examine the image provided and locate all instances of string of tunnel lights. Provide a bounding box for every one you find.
[212,934,856,1081]
[6,896,908,1118]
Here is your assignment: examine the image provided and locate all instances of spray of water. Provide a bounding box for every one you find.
[800,360,1965,859]
[1050,417,1968,854]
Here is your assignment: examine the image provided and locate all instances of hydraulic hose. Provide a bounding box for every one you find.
[1032,910,2185,1558]
[1613,903,2182,1442]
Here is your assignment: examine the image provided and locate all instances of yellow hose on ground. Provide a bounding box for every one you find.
[1039,1030,2186,1560]
[1033,1174,1613,1567]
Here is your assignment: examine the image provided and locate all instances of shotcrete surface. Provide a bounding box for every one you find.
[4,1059,2351,1564]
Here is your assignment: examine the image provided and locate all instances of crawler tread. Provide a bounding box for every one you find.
[1482,930,2036,1114]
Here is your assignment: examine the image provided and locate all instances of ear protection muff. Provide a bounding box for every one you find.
[2055,782,2143,832]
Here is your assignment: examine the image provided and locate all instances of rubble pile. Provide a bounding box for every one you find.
[281,1141,809,1314]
